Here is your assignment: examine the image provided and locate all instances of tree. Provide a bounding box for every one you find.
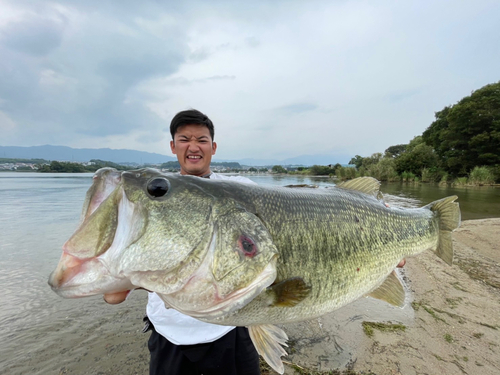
[385,144,407,158]
[362,153,383,168]
[395,136,439,177]
[422,81,500,176]
[271,165,287,174]
[309,165,335,175]
[348,155,364,169]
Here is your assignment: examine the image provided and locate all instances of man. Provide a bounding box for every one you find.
[105,109,261,375]
[103,109,405,373]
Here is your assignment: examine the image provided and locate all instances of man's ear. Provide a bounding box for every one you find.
[170,140,176,154]
[212,141,217,155]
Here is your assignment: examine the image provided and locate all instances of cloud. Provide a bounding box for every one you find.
[0,0,499,162]
[1,11,66,56]
[273,103,318,115]
[0,1,188,143]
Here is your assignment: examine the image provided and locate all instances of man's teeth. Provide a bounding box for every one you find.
[188,156,201,159]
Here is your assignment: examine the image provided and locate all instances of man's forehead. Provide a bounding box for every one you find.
[175,124,210,137]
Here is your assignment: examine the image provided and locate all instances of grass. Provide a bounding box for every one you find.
[452,177,468,186]
[433,354,444,361]
[362,322,406,338]
[479,322,499,330]
[445,297,463,309]
[444,333,454,343]
[468,166,495,185]
[450,282,468,292]
[412,301,447,323]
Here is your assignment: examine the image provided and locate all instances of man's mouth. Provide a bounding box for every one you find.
[187,155,202,160]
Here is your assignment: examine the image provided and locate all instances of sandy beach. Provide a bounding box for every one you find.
[3,218,499,375]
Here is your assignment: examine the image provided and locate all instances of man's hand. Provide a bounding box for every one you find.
[103,290,130,304]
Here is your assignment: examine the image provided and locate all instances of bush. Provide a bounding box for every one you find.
[468,166,495,185]
[364,157,397,181]
[309,165,335,176]
[489,165,500,183]
[452,177,468,186]
[335,166,358,180]
[401,171,416,182]
[271,165,287,174]
[439,173,450,185]
[421,168,431,183]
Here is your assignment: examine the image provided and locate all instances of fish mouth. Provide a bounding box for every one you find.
[48,252,133,298]
[48,168,145,298]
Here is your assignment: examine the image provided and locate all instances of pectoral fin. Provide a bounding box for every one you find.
[367,271,405,307]
[248,324,288,374]
[267,277,311,307]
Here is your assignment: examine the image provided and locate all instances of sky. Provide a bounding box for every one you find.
[0,0,499,164]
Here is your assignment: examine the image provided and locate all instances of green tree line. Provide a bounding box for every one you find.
[341,81,500,185]
[37,159,129,173]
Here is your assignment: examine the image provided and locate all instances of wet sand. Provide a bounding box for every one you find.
[2,219,499,375]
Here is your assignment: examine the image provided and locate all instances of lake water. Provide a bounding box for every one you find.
[1,172,499,374]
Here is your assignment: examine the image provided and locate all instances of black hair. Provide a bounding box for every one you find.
[170,109,215,141]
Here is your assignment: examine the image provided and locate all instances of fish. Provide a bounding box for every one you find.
[48,168,461,373]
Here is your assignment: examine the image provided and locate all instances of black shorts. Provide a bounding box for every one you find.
[148,324,260,375]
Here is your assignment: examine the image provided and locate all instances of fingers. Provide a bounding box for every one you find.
[103,290,130,304]
[397,259,406,268]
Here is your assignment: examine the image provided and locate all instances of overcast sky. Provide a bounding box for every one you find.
[0,0,499,163]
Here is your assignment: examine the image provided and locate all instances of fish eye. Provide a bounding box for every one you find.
[147,178,170,198]
[238,235,258,258]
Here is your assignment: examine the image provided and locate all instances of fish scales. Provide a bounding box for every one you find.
[195,183,439,326]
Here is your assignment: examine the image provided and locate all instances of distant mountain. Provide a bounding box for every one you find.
[0,145,351,167]
[0,145,176,164]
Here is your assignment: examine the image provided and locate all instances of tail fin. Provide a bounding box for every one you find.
[426,196,461,265]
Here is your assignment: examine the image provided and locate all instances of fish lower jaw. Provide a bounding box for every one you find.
[50,276,135,298]
[162,262,277,319]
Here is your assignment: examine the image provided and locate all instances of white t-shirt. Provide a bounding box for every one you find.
[146,172,257,345]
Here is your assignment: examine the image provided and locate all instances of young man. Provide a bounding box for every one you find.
[103,109,405,373]
[105,109,261,375]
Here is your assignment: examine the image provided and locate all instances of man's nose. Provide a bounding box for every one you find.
[188,142,200,152]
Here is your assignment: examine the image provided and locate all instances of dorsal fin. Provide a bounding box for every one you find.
[336,177,382,199]
[367,270,406,307]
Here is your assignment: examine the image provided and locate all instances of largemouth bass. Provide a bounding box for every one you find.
[49,168,460,373]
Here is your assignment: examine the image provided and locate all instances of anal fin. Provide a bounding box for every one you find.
[248,324,288,374]
[367,270,406,307]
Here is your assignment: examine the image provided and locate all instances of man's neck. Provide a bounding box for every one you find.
[179,170,213,178]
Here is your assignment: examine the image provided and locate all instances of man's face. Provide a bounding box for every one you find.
[170,124,217,176]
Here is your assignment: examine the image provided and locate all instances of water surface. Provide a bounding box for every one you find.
[1,172,498,373]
